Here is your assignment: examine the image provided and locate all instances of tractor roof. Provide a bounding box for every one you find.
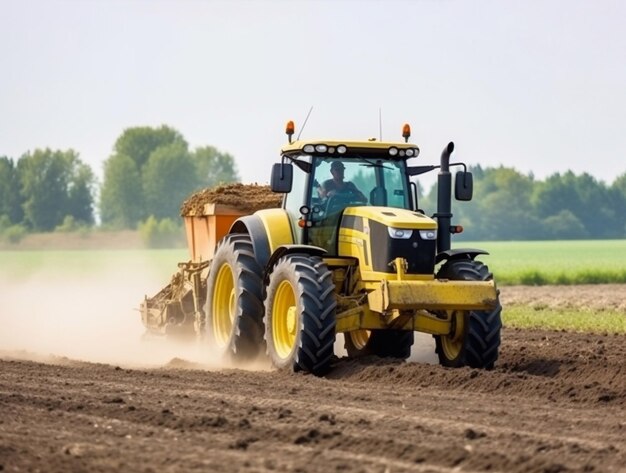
[281,139,420,160]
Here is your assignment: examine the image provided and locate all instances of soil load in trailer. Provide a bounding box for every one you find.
[140,184,282,337]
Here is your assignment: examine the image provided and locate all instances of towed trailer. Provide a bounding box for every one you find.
[140,203,245,339]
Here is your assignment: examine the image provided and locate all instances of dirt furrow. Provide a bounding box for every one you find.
[2,327,625,472]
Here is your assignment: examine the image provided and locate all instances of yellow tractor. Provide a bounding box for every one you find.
[141,122,502,375]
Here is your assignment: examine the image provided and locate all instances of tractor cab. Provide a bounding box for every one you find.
[272,134,421,254]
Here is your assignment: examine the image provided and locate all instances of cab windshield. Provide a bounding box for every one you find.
[303,157,410,252]
[311,157,410,210]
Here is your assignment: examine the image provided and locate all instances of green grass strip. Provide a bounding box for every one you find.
[496,269,626,286]
[503,305,626,334]
[497,269,626,285]
[460,239,626,286]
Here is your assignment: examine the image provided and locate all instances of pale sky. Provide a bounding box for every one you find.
[1,0,625,189]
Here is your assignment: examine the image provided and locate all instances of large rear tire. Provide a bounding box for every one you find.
[264,254,337,375]
[434,259,502,369]
[344,329,414,359]
[205,234,265,361]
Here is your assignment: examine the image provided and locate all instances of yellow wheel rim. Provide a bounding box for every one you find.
[441,311,465,360]
[212,263,235,347]
[272,280,297,360]
[349,329,371,350]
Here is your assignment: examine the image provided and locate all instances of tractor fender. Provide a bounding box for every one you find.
[263,244,327,288]
[229,215,272,269]
[435,248,489,264]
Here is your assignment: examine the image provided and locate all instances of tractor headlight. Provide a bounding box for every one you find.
[388,147,398,156]
[388,227,413,239]
[337,145,347,154]
[315,144,328,153]
[303,144,315,153]
[419,230,437,240]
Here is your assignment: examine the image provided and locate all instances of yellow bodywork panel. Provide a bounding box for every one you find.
[342,206,437,230]
[366,279,497,313]
[338,206,437,275]
[255,208,294,252]
[337,232,372,272]
[335,305,451,335]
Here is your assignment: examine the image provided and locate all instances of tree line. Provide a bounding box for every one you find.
[1,126,625,242]
[419,165,626,240]
[0,125,239,239]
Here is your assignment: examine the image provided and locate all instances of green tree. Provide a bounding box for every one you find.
[113,125,187,170]
[0,156,24,224]
[100,153,144,228]
[610,172,626,236]
[449,166,542,241]
[193,146,240,187]
[67,163,96,225]
[18,149,95,231]
[534,172,621,238]
[138,216,184,248]
[142,142,199,219]
[542,210,587,239]
[4,224,27,244]
[417,165,626,241]
[100,125,196,227]
[612,172,626,197]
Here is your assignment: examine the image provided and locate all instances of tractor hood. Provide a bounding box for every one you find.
[341,206,437,231]
[338,206,438,277]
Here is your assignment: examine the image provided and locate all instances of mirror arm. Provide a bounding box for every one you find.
[407,165,438,176]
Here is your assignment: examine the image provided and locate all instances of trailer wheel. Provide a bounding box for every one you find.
[206,234,264,361]
[434,259,502,369]
[264,254,337,375]
[345,329,414,359]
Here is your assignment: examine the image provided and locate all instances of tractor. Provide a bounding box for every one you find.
[141,122,502,375]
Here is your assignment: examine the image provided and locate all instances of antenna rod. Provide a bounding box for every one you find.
[296,106,314,141]
[379,108,382,141]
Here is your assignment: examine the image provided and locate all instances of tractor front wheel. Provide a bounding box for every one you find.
[434,259,502,369]
[264,254,337,375]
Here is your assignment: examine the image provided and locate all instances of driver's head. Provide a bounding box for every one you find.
[330,161,345,179]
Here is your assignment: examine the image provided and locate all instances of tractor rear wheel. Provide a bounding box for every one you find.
[205,234,264,361]
[264,254,337,375]
[434,259,502,369]
[344,329,414,359]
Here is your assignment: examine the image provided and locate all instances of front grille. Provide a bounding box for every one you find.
[369,221,436,274]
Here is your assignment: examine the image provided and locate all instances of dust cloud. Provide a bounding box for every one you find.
[0,261,255,370]
[0,259,436,369]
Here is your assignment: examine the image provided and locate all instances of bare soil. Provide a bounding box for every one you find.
[1,323,625,472]
[501,284,626,312]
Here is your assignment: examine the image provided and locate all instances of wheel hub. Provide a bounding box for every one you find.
[350,329,371,350]
[213,263,235,346]
[286,306,297,335]
[441,310,465,359]
[272,280,297,359]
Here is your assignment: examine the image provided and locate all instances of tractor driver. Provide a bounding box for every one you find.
[318,161,367,203]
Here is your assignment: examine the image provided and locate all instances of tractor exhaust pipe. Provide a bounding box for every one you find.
[436,142,455,253]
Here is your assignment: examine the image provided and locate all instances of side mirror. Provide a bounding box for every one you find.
[270,163,293,193]
[455,171,473,201]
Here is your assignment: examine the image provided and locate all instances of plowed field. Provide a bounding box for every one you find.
[1,286,625,472]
